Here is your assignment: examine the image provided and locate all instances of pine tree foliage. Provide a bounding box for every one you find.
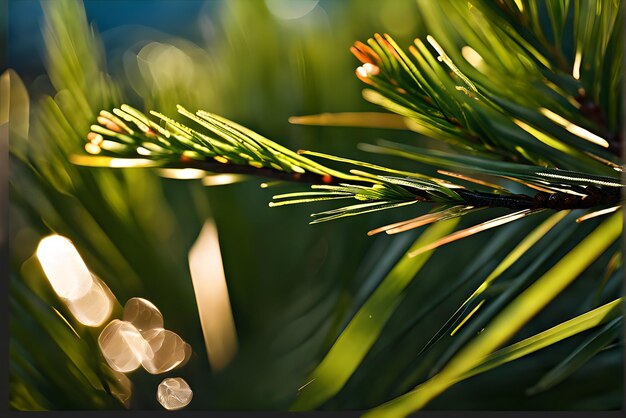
[75,0,624,241]
[7,0,624,413]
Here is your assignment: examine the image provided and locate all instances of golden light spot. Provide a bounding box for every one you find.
[65,274,115,327]
[98,320,151,373]
[109,158,160,168]
[123,297,164,333]
[85,143,102,155]
[157,377,192,410]
[461,46,484,68]
[573,51,582,79]
[37,235,114,326]
[36,235,93,300]
[141,329,187,374]
[201,174,246,186]
[188,220,238,372]
[100,140,129,153]
[70,155,161,168]
[157,168,207,180]
[363,62,380,76]
[540,108,609,148]
[260,181,282,188]
[136,147,152,156]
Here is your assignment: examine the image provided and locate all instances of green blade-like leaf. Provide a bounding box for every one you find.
[366,212,622,417]
[291,218,460,410]
[462,210,570,306]
[462,298,623,380]
[526,316,622,395]
[411,210,569,358]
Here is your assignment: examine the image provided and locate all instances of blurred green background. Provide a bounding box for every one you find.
[6,0,622,411]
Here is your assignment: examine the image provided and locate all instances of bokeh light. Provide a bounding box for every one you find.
[36,235,94,300]
[157,377,193,410]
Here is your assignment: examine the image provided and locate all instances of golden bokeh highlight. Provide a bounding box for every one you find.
[37,235,114,326]
[157,377,193,410]
[98,320,152,373]
[188,220,238,372]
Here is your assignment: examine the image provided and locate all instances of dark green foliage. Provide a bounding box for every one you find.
[7,0,623,413]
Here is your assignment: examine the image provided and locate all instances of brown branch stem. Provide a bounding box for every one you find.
[173,156,622,211]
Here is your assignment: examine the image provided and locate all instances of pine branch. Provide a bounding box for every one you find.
[73,105,623,228]
[350,25,622,169]
[14,0,624,412]
[455,188,621,210]
[490,0,623,144]
[72,105,372,184]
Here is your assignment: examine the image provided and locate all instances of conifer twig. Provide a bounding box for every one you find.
[75,105,623,217]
